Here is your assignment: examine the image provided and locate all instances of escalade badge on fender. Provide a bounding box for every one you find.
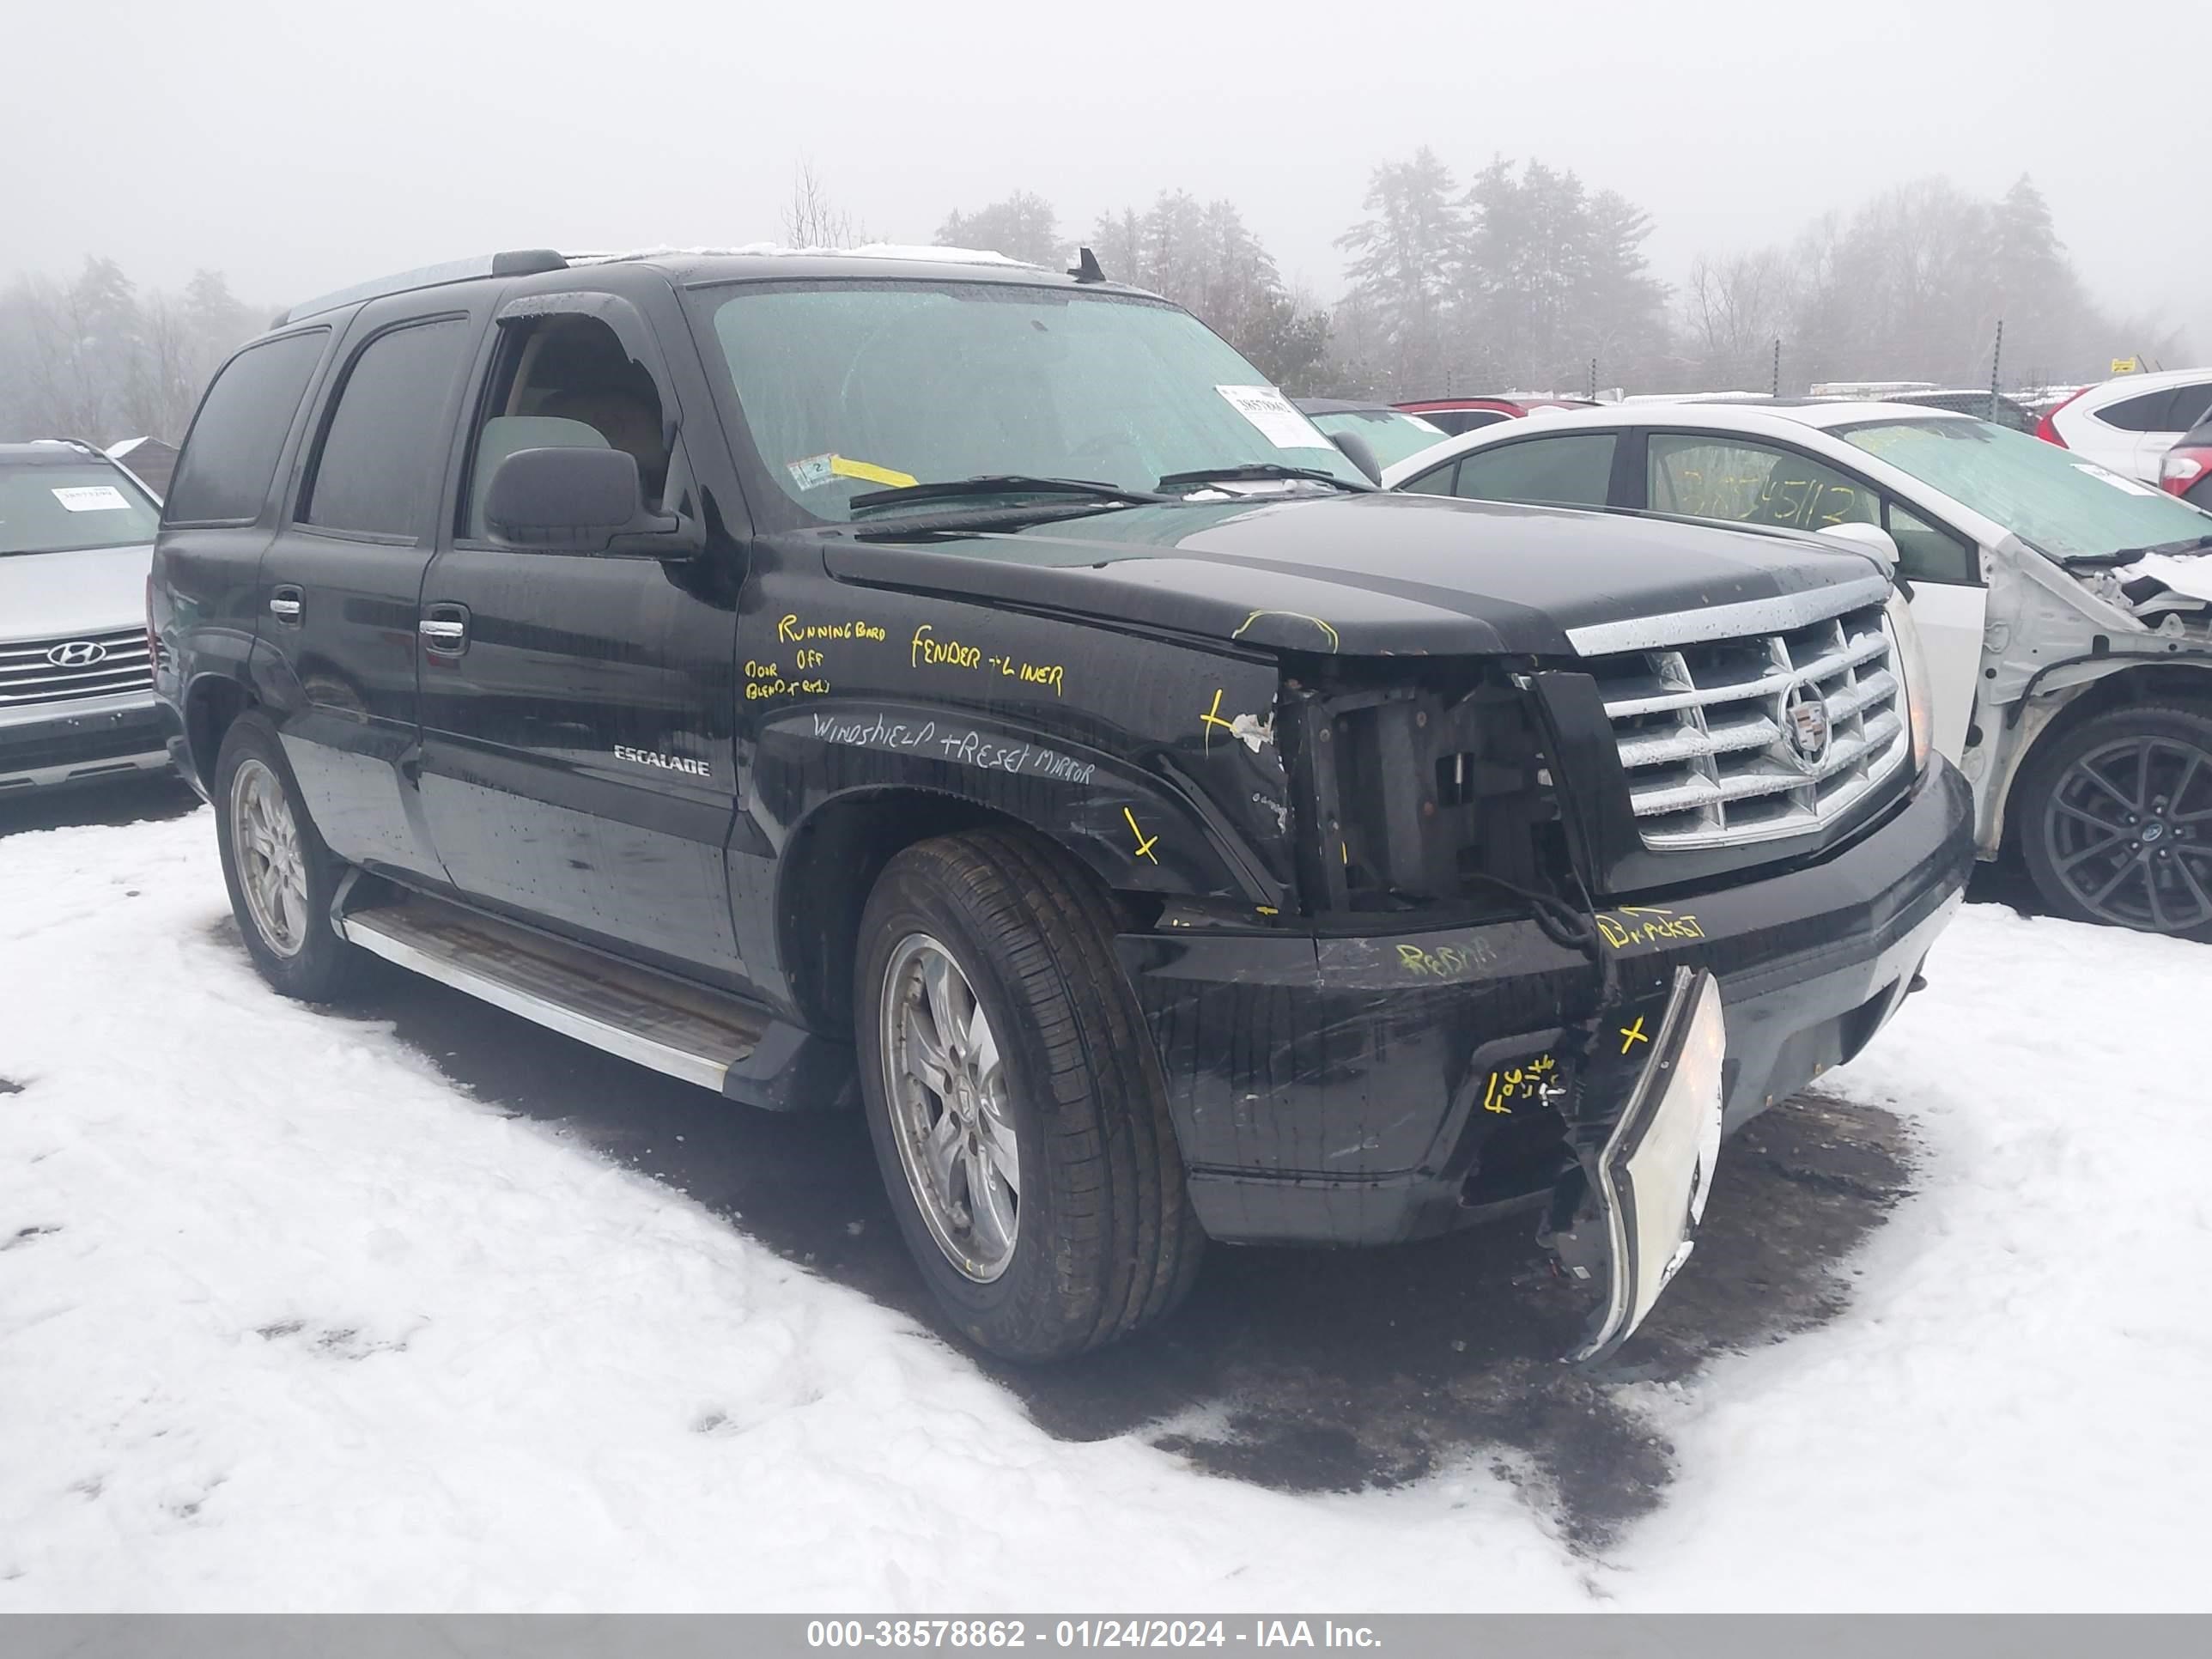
[1783,683,1832,772]
[47,641,108,668]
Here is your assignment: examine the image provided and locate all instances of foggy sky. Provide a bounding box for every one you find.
[8,0,2205,357]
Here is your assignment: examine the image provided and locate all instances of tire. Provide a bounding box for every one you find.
[854,828,1204,1360]
[2018,701,2212,939]
[212,711,362,1000]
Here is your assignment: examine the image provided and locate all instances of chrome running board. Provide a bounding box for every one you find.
[337,892,765,1093]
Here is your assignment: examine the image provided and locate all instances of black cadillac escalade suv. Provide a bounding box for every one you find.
[150,246,1973,1362]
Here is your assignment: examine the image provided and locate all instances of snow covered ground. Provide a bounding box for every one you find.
[3,804,2209,1612]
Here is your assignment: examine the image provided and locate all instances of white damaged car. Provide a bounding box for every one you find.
[1388,403,2212,936]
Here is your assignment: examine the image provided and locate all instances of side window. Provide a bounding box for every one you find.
[298,317,471,538]
[459,313,669,540]
[2099,386,2190,433]
[1647,434,1875,531]
[1455,435,1616,507]
[1399,459,1459,496]
[1885,501,1976,585]
[2172,382,2212,432]
[164,331,327,524]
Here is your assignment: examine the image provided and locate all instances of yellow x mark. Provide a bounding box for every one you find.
[1200,687,1237,753]
[1124,807,1160,864]
[1619,1016,1650,1054]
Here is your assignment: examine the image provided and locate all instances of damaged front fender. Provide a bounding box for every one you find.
[1972,534,2212,855]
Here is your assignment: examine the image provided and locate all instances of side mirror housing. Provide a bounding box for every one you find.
[484,447,678,553]
[1328,428,1383,485]
[1816,521,1900,570]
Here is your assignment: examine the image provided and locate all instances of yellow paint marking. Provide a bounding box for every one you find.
[1231,610,1341,653]
[1123,807,1160,864]
[829,455,918,489]
[1619,1016,1650,1055]
[1200,687,1238,753]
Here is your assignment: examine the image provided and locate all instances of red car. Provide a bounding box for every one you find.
[1393,395,1595,437]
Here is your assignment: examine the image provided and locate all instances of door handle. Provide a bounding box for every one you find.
[418,604,470,654]
[269,586,304,623]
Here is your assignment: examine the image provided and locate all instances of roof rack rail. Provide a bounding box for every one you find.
[276,248,568,327]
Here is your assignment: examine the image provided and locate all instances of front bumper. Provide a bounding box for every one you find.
[0,692,177,795]
[1119,755,1974,1248]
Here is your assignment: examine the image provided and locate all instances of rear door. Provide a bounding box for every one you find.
[411,282,750,984]
[255,297,489,880]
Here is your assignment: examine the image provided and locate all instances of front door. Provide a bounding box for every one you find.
[412,293,749,983]
[256,304,484,880]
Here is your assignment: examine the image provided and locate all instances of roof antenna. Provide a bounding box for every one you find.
[1068,246,1106,283]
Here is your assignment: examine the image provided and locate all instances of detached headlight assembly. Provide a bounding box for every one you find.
[1885,586,1935,772]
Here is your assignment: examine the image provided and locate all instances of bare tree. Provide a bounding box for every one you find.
[1681,250,1793,389]
[782,159,862,250]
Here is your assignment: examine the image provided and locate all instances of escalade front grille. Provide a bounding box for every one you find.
[1577,587,1908,851]
[0,627,154,708]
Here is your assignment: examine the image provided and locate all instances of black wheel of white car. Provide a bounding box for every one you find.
[2021,702,2212,938]
[213,712,362,1000]
[854,829,1204,1360]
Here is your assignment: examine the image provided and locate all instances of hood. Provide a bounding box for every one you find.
[822,494,1885,657]
[0,543,155,642]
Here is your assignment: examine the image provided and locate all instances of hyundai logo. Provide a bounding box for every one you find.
[46,641,108,669]
[1783,683,1832,772]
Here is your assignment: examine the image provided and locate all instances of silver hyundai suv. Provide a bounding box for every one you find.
[1,441,176,795]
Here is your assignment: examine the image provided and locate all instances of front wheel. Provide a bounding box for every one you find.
[2019,702,2212,938]
[854,829,1204,1360]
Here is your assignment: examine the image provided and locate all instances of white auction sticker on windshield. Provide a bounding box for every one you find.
[1216,385,1330,451]
[2073,462,2159,498]
[52,485,131,513]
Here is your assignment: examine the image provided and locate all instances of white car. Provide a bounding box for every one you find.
[2039,368,2212,484]
[1385,402,2212,936]
[1,441,175,794]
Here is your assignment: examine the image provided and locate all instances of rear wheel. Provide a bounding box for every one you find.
[854,829,1203,1359]
[213,712,362,999]
[2019,702,2212,938]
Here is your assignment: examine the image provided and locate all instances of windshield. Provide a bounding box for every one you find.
[0,461,161,555]
[1838,417,2211,560]
[702,280,1365,522]
[1308,408,1449,469]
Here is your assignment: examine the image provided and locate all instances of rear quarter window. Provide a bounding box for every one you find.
[2096,385,2211,434]
[164,330,330,525]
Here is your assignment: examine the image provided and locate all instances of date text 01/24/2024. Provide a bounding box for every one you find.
[805,1620,1382,1650]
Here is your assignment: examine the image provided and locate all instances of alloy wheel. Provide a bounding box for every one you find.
[2042,733,2212,933]
[231,757,311,957]
[879,933,1021,1282]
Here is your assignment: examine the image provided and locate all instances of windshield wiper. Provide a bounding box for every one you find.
[2098,532,2212,566]
[1156,463,1374,494]
[848,475,1167,515]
